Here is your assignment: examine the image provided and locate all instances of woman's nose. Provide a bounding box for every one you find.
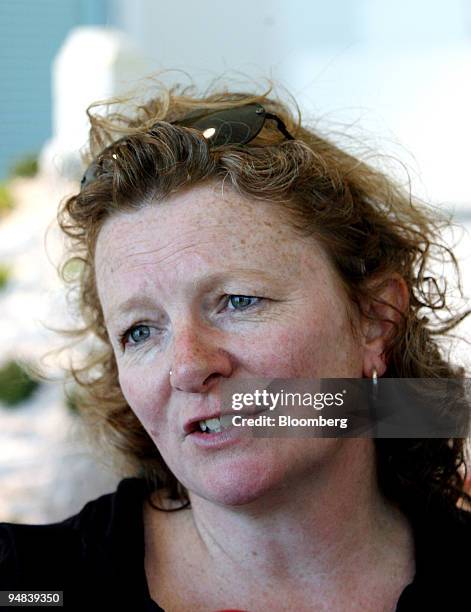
[169,325,233,393]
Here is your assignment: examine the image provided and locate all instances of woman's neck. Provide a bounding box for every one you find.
[145,440,415,610]
[185,439,414,593]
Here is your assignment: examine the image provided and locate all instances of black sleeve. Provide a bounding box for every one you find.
[0,480,163,611]
[0,520,86,591]
[0,521,106,611]
[0,524,20,589]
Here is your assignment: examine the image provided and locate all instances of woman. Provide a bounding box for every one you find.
[0,79,470,611]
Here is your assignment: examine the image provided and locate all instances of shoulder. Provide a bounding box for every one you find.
[0,477,147,592]
[397,501,471,610]
[417,500,471,575]
[418,501,471,557]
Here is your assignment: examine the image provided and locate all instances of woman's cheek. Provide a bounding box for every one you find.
[118,369,156,417]
[246,327,315,378]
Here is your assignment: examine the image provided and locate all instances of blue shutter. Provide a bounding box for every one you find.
[0,0,106,179]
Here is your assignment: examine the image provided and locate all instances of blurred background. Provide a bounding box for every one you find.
[1,0,470,523]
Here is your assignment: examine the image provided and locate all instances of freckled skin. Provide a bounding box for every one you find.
[95,181,370,507]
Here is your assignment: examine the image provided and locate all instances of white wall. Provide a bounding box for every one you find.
[108,0,471,211]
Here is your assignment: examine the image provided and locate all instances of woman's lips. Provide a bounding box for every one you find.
[184,407,267,436]
[183,411,228,435]
[187,423,244,449]
[186,409,269,449]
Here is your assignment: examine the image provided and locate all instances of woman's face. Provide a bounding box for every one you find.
[95,182,370,506]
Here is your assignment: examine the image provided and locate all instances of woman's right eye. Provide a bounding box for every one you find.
[120,324,151,347]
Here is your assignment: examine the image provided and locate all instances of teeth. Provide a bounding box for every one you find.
[205,417,222,432]
[198,415,233,433]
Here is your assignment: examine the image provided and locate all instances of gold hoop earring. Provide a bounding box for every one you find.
[371,367,378,400]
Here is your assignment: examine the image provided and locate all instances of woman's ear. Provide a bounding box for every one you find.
[360,273,409,377]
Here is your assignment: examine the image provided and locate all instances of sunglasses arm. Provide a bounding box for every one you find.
[264,112,295,141]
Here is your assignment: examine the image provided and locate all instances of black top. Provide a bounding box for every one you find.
[0,477,469,611]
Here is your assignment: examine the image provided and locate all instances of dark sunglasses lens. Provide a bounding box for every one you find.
[177,103,266,146]
[80,161,99,188]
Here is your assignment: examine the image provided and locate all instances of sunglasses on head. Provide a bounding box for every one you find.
[80,103,295,190]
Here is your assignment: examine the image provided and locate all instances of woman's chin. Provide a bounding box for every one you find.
[186,460,287,507]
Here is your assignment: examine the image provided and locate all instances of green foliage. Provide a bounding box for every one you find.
[64,386,81,415]
[9,153,39,178]
[0,263,11,291]
[62,258,85,282]
[0,181,15,217]
[0,360,41,407]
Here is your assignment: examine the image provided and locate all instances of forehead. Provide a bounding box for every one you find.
[94,182,321,279]
[92,183,352,332]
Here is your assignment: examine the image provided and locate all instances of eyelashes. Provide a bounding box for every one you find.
[118,294,263,350]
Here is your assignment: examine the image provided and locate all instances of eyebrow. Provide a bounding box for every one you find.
[106,268,280,324]
[107,295,160,325]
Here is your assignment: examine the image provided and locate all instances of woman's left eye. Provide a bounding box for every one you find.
[226,295,261,311]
